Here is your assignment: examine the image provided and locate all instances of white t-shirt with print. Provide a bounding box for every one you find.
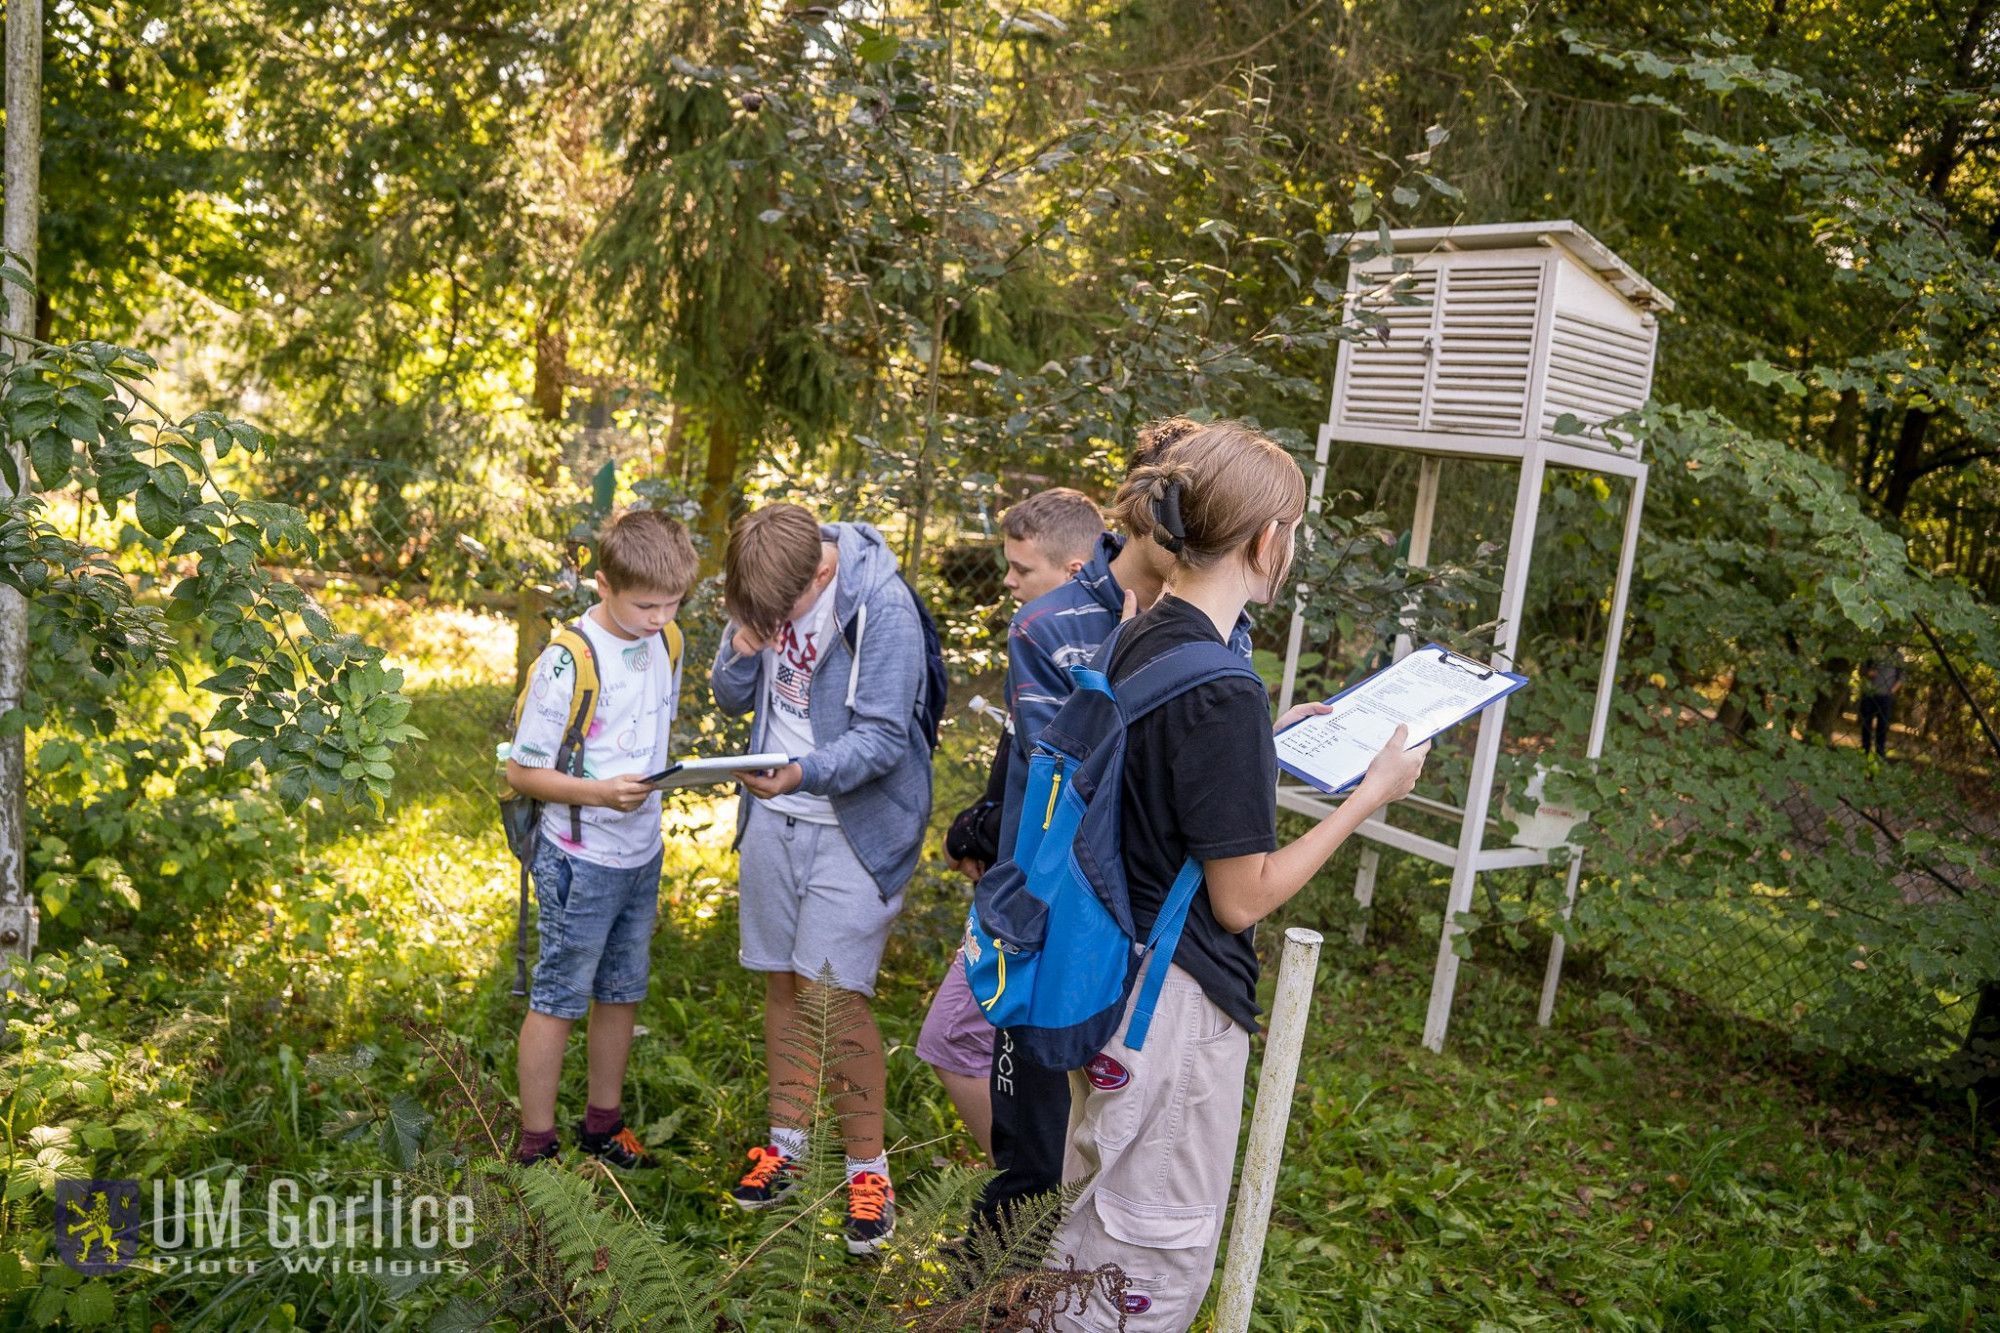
[759,573,839,824]
[511,609,680,868]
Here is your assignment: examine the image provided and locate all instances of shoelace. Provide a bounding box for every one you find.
[740,1146,789,1188]
[847,1172,891,1222]
[611,1128,646,1158]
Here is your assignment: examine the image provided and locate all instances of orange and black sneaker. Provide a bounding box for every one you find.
[844,1172,896,1256]
[575,1119,657,1173]
[729,1146,798,1210]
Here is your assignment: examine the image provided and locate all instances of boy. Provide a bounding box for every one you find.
[975,418,1254,1235]
[710,504,935,1255]
[506,509,698,1170]
[921,487,1106,1156]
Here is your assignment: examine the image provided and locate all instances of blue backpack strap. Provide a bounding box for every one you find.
[1114,639,1262,724]
[1124,857,1206,1049]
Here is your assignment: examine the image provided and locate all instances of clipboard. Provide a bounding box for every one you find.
[643,752,791,791]
[1274,644,1528,795]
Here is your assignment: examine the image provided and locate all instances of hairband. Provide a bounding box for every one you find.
[1154,481,1187,554]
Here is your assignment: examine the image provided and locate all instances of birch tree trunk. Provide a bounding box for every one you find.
[0,0,42,974]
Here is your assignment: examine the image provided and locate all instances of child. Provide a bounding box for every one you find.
[710,504,934,1256]
[921,487,1106,1156]
[976,418,1261,1235]
[506,509,699,1171]
[1052,423,1429,1330]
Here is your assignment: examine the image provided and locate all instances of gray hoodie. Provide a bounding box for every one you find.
[710,522,935,899]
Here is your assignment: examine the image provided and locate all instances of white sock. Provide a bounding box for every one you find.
[770,1126,808,1161]
[845,1152,889,1183]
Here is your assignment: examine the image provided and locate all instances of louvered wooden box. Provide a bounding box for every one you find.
[1329,221,1670,462]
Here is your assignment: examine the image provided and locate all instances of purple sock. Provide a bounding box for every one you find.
[583,1104,623,1137]
[515,1126,559,1163]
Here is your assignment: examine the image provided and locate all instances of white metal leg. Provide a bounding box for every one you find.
[1350,847,1380,945]
[1541,467,1645,1026]
[1422,452,1544,1053]
[1538,855,1584,1026]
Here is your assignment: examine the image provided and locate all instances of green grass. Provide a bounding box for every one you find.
[11,601,1999,1330]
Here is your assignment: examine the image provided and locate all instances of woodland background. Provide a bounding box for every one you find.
[2,1,1998,1328]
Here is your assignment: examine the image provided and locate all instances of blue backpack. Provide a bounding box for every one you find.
[961,628,1261,1070]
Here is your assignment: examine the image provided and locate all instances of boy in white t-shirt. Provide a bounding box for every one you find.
[505,510,697,1170]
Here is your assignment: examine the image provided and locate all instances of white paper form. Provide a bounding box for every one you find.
[643,753,791,791]
[1273,644,1528,794]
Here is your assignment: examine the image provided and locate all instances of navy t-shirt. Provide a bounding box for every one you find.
[1107,595,1277,1032]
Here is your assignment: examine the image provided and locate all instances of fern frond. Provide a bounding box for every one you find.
[514,1163,710,1332]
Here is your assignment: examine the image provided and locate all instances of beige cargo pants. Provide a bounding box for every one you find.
[1050,963,1251,1331]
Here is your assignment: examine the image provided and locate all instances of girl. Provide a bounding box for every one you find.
[1050,422,1429,1330]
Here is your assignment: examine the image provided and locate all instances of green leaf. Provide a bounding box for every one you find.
[856,32,900,62]
[28,431,71,488]
[133,482,178,538]
[65,1282,115,1328]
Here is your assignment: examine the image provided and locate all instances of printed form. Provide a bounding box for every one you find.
[1274,645,1527,794]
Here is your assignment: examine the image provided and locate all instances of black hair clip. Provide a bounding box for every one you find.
[1155,482,1187,553]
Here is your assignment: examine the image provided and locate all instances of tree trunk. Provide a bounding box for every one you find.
[0,0,41,978]
[1807,657,1854,742]
[516,317,568,691]
[1827,387,1861,470]
[698,413,744,566]
[1881,406,1932,518]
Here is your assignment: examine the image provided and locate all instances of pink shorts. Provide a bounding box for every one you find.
[916,949,996,1078]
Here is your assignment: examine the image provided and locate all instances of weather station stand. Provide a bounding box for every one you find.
[1273,221,1671,1052]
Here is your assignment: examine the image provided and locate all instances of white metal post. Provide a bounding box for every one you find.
[1391,455,1442,664]
[1350,847,1380,946]
[1215,927,1324,1333]
[1538,467,1647,1027]
[1422,453,1545,1053]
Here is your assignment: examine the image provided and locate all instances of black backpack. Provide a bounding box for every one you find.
[840,575,948,751]
[906,576,949,751]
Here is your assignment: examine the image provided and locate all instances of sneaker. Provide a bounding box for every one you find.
[730,1146,798,1210]
[844,1172,896,1256]
[575,1120,657,1173]
[515,1136,561,1167]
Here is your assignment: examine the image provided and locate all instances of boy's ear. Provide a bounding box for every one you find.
[1064,558,1086,576]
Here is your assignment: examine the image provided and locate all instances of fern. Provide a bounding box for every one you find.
[355,1003,1128,1333]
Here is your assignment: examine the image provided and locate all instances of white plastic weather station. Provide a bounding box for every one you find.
[1274,220,1671,1052]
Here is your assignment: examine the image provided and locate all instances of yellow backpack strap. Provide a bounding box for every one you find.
[662,622,684,674]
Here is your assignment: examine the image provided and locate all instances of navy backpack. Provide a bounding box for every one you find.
[962,627,1261,1071]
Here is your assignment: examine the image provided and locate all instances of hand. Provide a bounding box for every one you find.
[1273,699,1334,734]
[1351,724,1430,812]
[596,774,655,813]
[1119,589,1139,622]
[736,762,803,799]
[731,625,772,657]
[949,856,987,882]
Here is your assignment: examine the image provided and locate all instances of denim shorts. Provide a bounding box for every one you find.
[528,839,663,1020]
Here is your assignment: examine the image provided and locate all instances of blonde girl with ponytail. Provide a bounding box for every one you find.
[1049,422,1429,1331]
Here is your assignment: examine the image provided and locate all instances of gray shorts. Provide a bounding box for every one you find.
[737,803,904,995]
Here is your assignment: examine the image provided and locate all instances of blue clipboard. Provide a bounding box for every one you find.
[1274,643,1529,794]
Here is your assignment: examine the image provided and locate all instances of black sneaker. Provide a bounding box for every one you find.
[729,1146,797,1210]
[575,1119,657,1173]
[844,1172,896,1256]
[515,1135,561,1167]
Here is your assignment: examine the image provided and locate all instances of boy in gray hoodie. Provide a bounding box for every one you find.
[710,504,934,1255]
